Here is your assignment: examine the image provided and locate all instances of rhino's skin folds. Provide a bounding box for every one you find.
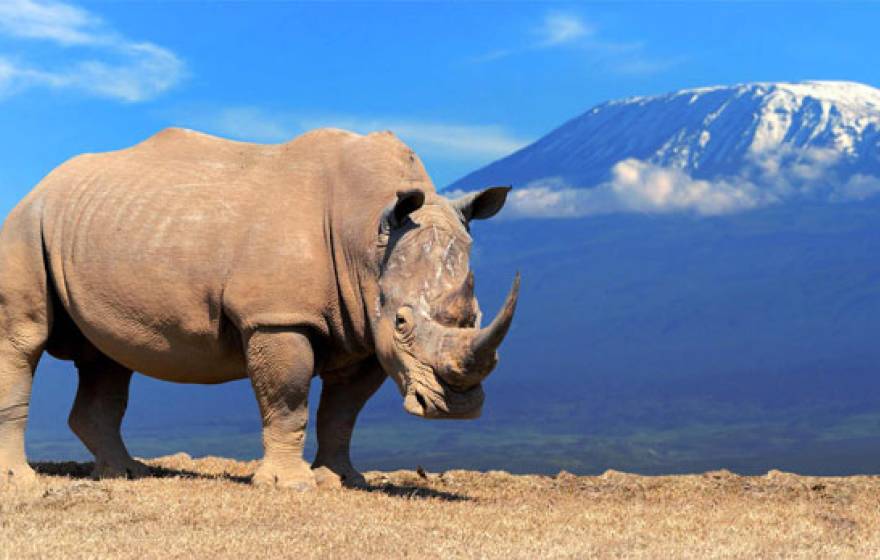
[0,127,518,489]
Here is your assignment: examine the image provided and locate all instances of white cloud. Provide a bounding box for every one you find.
[612,56,688,77]
[500,163,769,218]
[181,106,529,162]
[469,48,515,64]
[536,13,591,47]
[0,0,184,102]
[473,12,589,61]
[486,152,880,219]
[832,174,880,202]
[303,116,528,160]
[205,107,295,144]
[473,11,678,76]
[0,0,102,45]
[748,145,842,185]
[606,159,769,215]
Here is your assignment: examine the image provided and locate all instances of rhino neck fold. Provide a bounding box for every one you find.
[322,129,438,370]
[321,208,376,369]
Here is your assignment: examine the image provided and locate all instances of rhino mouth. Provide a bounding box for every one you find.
[403,374,484,419]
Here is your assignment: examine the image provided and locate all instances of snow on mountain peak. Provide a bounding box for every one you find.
[450,80,880,217]
[622,80,880,108]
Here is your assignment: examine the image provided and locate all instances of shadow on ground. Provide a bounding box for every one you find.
[32,460,470,501]
[359,482,469,501]
[33,461,251,485]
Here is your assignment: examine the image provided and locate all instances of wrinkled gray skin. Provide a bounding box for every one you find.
[0,128,518,489]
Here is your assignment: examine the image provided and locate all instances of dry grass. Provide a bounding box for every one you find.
[1,454,879,559]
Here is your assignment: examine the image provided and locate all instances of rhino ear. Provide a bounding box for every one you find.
[379,189,425,234]
[452,186,512,222]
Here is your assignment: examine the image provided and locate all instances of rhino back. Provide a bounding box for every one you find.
[36,128,349,382]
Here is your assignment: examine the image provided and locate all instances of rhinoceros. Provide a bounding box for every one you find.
[0,127,518,489]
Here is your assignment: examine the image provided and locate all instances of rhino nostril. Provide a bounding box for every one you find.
[440,375,475,393]
[415,392,428,411]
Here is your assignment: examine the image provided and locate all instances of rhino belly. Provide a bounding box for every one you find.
[50,244,248,384]
[61,285,247,384]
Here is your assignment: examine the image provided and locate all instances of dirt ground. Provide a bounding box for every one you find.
[1,454,879,559]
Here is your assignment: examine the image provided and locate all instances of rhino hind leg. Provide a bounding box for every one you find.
[246,328,317,491]
[68,352,149,480]
[312,360,386,489]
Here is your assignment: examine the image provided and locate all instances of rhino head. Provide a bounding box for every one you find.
[371,187,519,419]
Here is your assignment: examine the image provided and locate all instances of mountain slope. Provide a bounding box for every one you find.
[450,81,880,193]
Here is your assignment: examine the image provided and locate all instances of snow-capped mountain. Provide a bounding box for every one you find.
[450,81,880,215]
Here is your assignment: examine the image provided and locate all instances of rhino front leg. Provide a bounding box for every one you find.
[246,328,316,491]
[68,353,149,480]
[312,359,386,489]
[0,334,43,486]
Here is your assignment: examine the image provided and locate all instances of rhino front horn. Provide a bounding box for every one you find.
[471,273,520,365]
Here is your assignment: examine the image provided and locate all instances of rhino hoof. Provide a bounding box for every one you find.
[313,465,368,490]
[253,463,317,491]
[92,459,151,480]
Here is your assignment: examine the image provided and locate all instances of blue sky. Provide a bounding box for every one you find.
[1,1,879,218]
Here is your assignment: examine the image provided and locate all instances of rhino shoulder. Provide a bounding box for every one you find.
[131,127,264,160]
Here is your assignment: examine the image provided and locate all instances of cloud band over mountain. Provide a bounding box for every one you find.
[450,81,880,217]
[501,151,880,218]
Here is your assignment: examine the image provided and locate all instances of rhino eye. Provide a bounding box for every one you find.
[395,307,414,334]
